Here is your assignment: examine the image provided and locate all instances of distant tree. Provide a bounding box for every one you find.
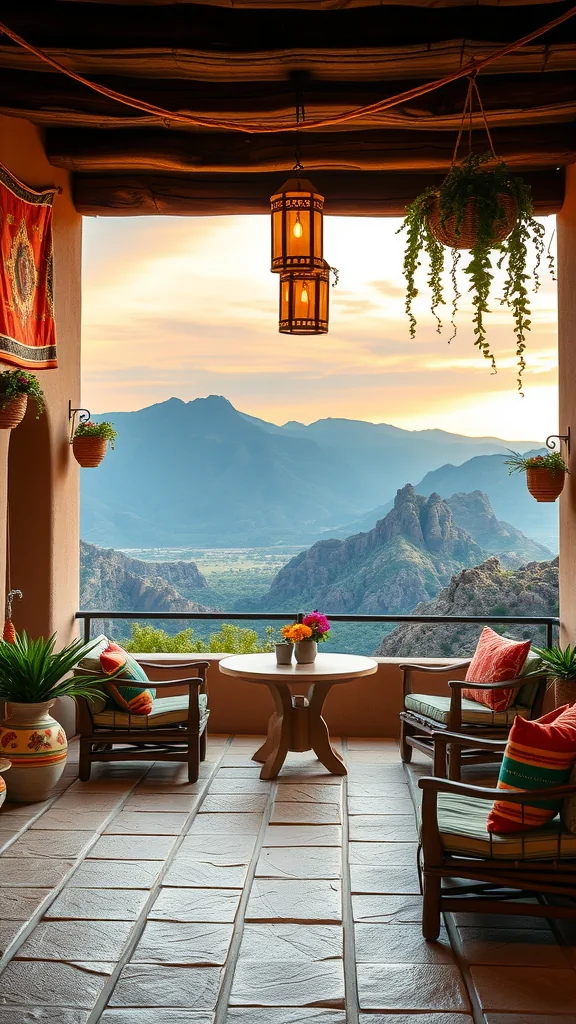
[124,622,274,654]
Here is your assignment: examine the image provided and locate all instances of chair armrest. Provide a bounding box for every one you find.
[449,674,532,691]
[150,676,205,689]
[433,729,508,753]
[400,659,470,700]
[419,774,576,802]
[137,661,210,671]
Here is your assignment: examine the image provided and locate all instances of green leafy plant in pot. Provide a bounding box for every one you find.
[504,449,568,503]
[0,633,105,801]
[0,370,45,430]
[533,644,576,709]
[398,151,551,393]
[72,420,117,468]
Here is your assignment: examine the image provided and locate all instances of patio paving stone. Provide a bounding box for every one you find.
[246,878,341,922]
[0,889,52,919]
[108,963,223,1008]
[188,813,263,835]
[207,778,271,795]
[355,923,454,963]
[0,857,75,887]
[237,923,342,962]
[45,887,149,920]
[348,796,413,815]
[131,921,233,965]
[103,812,188,836]
[457,926,571,967]
[180,834,256,859]
[348,814,418,842]
[270,802,341,825]
[0,1011,91,1024]
[255,845,341,879]
[470,965,576,1013]
[352,894,423,924]
[349,842,418,866]
[356,963,471,1012]
[164,855,249,889]
[70,859,162,888]
[229,958,345,1007]
[262,825,342,847]
[100,1013,214,1023]
[0,921,25,957]
[1,831,92,859]
[0,960,111,1007]
[16,919,133,961]
[124,793,200,811]
[349,864,421,895]
[149,887,242,923]
[273,784,342,802]
[29,810,113,831]
[358,1016,473,1023]
[199,794,268,813]
[88,835,177,860]
[225,1013,346,1023]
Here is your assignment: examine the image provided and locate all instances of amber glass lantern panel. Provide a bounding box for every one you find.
[279,267,329,335]
[271,177,324,273]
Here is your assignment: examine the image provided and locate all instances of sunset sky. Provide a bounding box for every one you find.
[81,213,558,441]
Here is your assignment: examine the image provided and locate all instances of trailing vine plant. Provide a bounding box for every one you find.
[397,152,551,393]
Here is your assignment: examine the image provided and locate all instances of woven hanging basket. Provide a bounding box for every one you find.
[553,677,576,708]
[427,192,518,251]
[526,466,566,503]
[0,395,28,430]
[72,436,107,468]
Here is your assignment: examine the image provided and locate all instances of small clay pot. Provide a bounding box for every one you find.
[554,677,576,708]
[0,395,27,430]
[526,466,565,502]
[275,643,293,666]
[72,436,107,468]
[294,640,318,664]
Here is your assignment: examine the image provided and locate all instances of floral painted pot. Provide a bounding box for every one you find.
[0,395,27,430]
[294,640,318,664]
[72,436,107,468]
[0,758,11,809]
[0,701,67,802]
[526,466,565,502]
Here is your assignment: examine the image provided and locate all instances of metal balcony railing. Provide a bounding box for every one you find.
[76,610,560,649]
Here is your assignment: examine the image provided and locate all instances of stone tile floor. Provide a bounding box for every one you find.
[0,735,575,1022]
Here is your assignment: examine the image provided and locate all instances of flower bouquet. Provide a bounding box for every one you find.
[281,611,331,664]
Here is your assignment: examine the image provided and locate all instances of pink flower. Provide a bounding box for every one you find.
[303,611,331,635]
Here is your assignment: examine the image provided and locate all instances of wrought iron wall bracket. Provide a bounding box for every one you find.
[546,429,570,456]
[69,400,91,443]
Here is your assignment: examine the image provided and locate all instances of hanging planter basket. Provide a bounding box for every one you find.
[427,191,518,250]
[525,466,566,503]
[0,395,28,430]
[72,436,108,468]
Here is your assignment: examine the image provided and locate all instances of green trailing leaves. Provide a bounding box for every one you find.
[398,153,553,392]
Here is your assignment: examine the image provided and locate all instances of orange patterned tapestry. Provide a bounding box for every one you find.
[0,163,58,369]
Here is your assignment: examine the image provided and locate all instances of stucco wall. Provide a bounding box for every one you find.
[558,164,576,644]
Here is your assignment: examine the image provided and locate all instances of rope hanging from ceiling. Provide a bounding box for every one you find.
[0,5,575,134]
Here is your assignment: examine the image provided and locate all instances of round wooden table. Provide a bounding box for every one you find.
[218,652,378,780]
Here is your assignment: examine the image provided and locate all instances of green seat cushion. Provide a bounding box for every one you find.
[405,693,530,727]
[432,790,576,860]
[93,693,209,730]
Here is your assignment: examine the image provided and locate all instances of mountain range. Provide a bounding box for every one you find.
[81,396,539,548]
[80,541,212,613]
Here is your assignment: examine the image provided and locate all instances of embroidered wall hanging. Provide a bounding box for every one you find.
[0,163,58,369]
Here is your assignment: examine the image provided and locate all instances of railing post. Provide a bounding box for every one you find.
[546,620,554,648]
[83,616,91,644]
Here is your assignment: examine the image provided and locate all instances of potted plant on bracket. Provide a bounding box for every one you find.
[533,643,576,708]
[0,369,45,429]
[72,419,117,468]
[0,632,105,801]
[504,449,568,503]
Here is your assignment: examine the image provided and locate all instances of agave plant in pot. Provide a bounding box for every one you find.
[0,369,45,430]
[533,644,576,709]
[0,633,104,801]
[505,449,568,503]
[72,419,117,468]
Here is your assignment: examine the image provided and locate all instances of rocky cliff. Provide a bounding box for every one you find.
[80,541,212,613]
[257,485,484,614]
[376,556,558,657]
[446,491,552,567]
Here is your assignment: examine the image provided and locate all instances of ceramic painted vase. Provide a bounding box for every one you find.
[0,758,11,808]
[275,643,293,666]
[294,640,318,664]
[0,701,67,802]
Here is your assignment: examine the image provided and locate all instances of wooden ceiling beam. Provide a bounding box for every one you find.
[62,0,571,7]
[74,168,565,216]
[1,40,574,81]
[47,124,576,173]
[2,70,575,131]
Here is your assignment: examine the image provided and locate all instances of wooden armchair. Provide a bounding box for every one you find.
[75,660,210,783]
[418,731,576,940]
[399,658,547,780]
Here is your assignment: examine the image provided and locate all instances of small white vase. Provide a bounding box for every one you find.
[0,701,68,802]
[0,758,11,809]
[294,640,318,664]
[275,643,293,666]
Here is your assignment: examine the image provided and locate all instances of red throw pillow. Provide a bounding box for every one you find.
[488,704,576,832]
[462,627,531,712]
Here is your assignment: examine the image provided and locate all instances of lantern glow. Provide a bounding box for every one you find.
[271,177,324,273]
[279,264,329,335]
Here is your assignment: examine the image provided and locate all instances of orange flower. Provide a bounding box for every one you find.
[281,623,313,643]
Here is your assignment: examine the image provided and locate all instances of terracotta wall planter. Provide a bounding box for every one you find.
[0,395,27,430]
[553,677,576,708]
[526,466,566,502]
[72,436,107,467]
[427,193,517,250]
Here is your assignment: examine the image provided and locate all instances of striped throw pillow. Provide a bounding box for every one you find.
[488,704,576,833]
[462,627,531,712]
[100,642,156,716]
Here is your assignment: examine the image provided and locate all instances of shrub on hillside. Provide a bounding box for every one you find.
[124,622,274,654]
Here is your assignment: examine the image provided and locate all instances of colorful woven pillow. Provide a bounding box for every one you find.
[99,642,156,716]
[462,627,531,712]
[561,762,576,835]
[488,704,576,833]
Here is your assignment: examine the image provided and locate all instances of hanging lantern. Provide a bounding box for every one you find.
[279,263,329,335]
[271,177,324,274]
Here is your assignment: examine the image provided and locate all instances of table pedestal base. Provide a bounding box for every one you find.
[252,681,346,780]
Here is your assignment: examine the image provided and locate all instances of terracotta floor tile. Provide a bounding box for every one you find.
[483,1016,576,1023]
[53,792,123,812]
[355,923,453,963]
[246,878,341,923]
[188,813,262,836]
[470,965,576,1013]
[357,963,470,1012]
[199,794,268,813]
[135,779,206,794]
[88,834,176,860]
[124,793,199,811]
[180,834,256,859]
[225,1012,345,1024]
[349,815,418,842]
[346,751,402,764]
[45,887,149,920]
[207,778,271,795]
[29,809,112,831]
[346,739,399,750]
[349,842,418,866]
[350,865,421,895]
[0,857,75,887]
[263,825,342,847]
[100,1013,213,1024]
[273,784,342,803]
[0,920,26,957]
[237,923,342,963]
[164,855,248,889]
[358,1016,472,1023]
[451,910,553,930]
[131,921,233,965]
[352,895,423,924]
[277,771,343,785]
[256,845,341,880]
[270,802,341,825]
[348,782,409,798]
[103,811,188,836]
[109,964,223,1008]
[0,961,110,1007]
[457,926,570,967]
[16,919,133,961]
[348,797,412,815]
[0,1011,91,1024]
[2,831,92,859]
[0,888,52,919]
[229,959,345,1007]
[217,767,266,778]
[70,859,162,888]
[149,887,242,923]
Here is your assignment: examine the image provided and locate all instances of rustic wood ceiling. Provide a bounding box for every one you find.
[3,0,574,215]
